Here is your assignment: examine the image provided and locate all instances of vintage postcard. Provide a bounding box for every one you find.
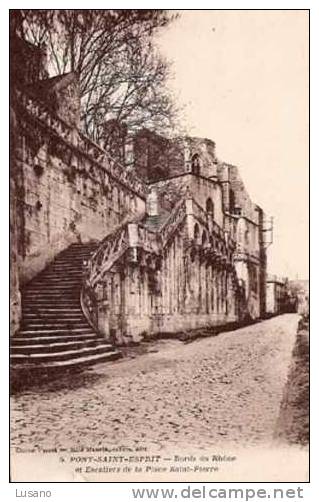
[9,9,309,482]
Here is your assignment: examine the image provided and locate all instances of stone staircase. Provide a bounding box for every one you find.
[10,242,122,373]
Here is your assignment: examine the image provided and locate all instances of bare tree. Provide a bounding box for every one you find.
[13,9,180,142]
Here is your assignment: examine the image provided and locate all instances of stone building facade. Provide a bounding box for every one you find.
[10,34,271,356]
[266,275,292,315]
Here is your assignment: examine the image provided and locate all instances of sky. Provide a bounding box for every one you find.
[157,10,309,280]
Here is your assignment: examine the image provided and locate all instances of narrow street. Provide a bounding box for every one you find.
[11,314,302,452]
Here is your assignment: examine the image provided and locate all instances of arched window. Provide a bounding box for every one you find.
[202,230,207,246]
[206,198,214,218]
[191,154,201,175]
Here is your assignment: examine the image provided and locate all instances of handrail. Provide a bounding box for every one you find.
[81,216,160,332]
[85,224,129,288]
[159,199,187,247]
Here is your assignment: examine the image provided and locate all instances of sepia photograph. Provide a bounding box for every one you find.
[9,9,309,482]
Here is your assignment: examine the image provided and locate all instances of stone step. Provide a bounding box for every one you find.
[43,267,84,272]
[59,245,95,250]
[11,334,100,345]
[40,273,83,279]
[50,258,87,264]
[22,297,80,303]
[58,248,93,252]
[11,344,118,364]
[20,322,85,330]
[36,274,83,281]
[22,304,83,315]
[44,261,85,266]
[38,277,83,283]
[22,299,82,314]
[57,255,91,260]
[11,350,121,372]
[19,327,94,336]
[31,278,82,284]
[46,262,84,267]
[25,289,81,295]
[26,286,81,292]
[45,266,84,272]
[49,254,87,260]
[21,321,89,330]
[23,292,81,299]
[22,298,80,303]
[11,339,112,354]
[22,307,81,313]
[22,311,85,318]
[46,262,85,268]
[22,300,81,306]
[69,242,97,246]
[35,271,83,277]
[22,313,85,320]
[26,284,82,290]
[13,242,120,373]
[22,281,82,288]
[60,247,95,252]
[44,270,84,276]
[22,283,82,290]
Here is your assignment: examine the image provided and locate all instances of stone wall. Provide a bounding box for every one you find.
[150,174,224,229]
[234,215,261,319]
[13,90,146,286]
[217,162,266,319]
[132,131,217,182]
[132,129,172,181]
[10,106,21,335]
[256,205,268,317]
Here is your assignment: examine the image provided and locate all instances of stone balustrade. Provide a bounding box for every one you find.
[82,218,161,332]
[233,249,260,264]
[160,199,187,246]
[81,194,241,341]
[86,223,130,288]
[14,86,147,199]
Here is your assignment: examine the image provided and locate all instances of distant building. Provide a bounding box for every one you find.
[288,280,309,317]
[266,275,297,315]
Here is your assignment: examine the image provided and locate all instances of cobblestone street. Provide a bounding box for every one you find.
[11,314,303,453]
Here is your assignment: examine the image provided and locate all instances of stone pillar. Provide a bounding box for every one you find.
[211,266,214,313]
[198,253,202,314]
[224,270,228,315]
[201,256,207,315]
[128,222,139,263]
[206,261,211,315]
[146,187,158,217]
[185,198,195,241]
[169,245,173,314]
[216,269,220,314]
